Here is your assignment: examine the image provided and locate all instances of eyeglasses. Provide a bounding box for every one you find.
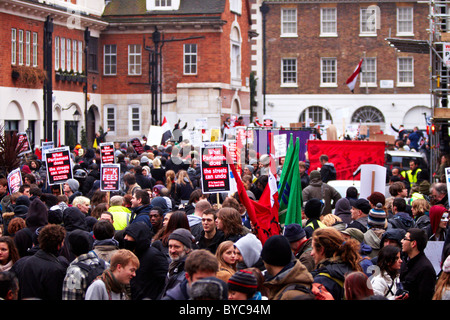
[403,237,412,241]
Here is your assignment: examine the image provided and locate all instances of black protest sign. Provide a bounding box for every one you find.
[200,142,230,194]
[130,138,144,155]
[100,164,120,191]
[100,142,115,164]
[45,146,72,185]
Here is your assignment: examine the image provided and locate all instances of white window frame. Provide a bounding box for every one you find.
[25,31,31,66]
[183,43,197,75]
[55,37,60,70]
[230,0,242,15]
[67,39,72,71]
[18,30,24,65]
[11,29,16,65]
[104,44,117,76]
[128,104,141,135]
[128,44,142,75]
[230,27,241,83]
[360,7,377,36]
[360,58,377,87]
[320,58,337,87]
[148,0,180,10]
[61,37,66,71]
[104,105,116,135]
[78,40,83,73]
[397,7,414,36]
[32,32,38,67]
[397,57,414,87]
[281,58,297,87]
[320,7,337,37]
[281,8,297,37]
[73,40,77,73]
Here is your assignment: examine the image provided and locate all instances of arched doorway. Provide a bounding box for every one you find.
[86,105,99,146]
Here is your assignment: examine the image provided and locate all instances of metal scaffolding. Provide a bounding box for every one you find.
[386,0,450,180]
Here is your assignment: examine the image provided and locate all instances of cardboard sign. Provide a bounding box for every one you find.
[7,168,22,194]
[200,142,231,194]
[359,164,387,199]
[41,141,54,163]
[100,164,120,191]
[45,146,72,185]
[17,132,31,156]
[273,134,287,158]
[130,138,144,155]
[100,142,115,164]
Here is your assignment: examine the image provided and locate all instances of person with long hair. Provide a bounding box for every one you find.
[411,198,430,230]
[174,170,195,205]
[344,271,374,300]
[0,236,20,272]
[151,211,190,260]
[215,240,237,283]
[310,227,362,300]
[165,170,176,200]
[370,245,403,299]
[216,207,247,242]
[433,255,450,300]
[90,203,110,220]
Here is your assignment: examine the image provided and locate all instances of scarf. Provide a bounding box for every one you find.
[100,269,125,298]
[0,260,13,272]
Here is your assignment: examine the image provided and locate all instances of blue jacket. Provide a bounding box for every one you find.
[129,204,152,229]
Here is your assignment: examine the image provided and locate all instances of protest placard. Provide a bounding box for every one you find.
[45,146,72,185]
[7,168,22,194]
[100,164,121,191]
[100,142,115,164]
[17,132,31,156]
[130,138,144,155]
[200,142,230,194]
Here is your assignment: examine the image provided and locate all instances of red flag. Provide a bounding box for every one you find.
[346,59,363,93]
[225,145,280,244]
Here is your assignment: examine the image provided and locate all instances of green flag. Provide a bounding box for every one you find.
[278,135,302,225]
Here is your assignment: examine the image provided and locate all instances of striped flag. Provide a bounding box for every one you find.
[346,59,363,93]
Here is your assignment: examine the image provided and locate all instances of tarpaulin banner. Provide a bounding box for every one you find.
[307,140,385,180]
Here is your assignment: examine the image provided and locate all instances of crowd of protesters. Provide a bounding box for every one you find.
[0,126,450,302]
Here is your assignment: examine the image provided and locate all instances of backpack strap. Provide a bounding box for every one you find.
[318,272,344,288]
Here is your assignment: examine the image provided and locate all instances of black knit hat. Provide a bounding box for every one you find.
[261,235,293,267]
[227,270,258,296]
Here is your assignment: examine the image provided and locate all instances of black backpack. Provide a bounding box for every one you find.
[74,259,107,286]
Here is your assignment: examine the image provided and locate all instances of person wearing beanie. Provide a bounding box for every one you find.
[228,270,258,300]
[348,198,372,233]
[63,178,82,204]
[283,223,315,271]
[367,192,386,208]
[62,229,108,300]
[159,228,195,299]
[261,235,314,300]
[191,276,228,300]
[302,170,341,216]
[333,197,352,225]
[303,198,328,238]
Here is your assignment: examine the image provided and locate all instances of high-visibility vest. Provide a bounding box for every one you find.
[401,168,421,184]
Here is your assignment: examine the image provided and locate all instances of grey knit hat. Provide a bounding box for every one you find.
[66,178,79,192]
[168,228,194,249]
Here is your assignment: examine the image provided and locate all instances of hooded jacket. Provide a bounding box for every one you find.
[302,178,341,215]
[320,162,337,183]
[264,260,314,300]
[388,212,415,231]
[234,233,263,269]
[124,222,168,300]
[13,198,48,257]
[333,198,352,225]
[60,207,91,263]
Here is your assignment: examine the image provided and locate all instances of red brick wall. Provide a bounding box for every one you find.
[264,2,430,95]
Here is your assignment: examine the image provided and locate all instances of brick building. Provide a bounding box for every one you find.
[249,0,431,136]
[0,0,252,148]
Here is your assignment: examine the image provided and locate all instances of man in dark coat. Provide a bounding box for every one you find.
[123,222,168,300]
[11,224,69,300]
[399,228,436,300]
[129,189,152,229]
